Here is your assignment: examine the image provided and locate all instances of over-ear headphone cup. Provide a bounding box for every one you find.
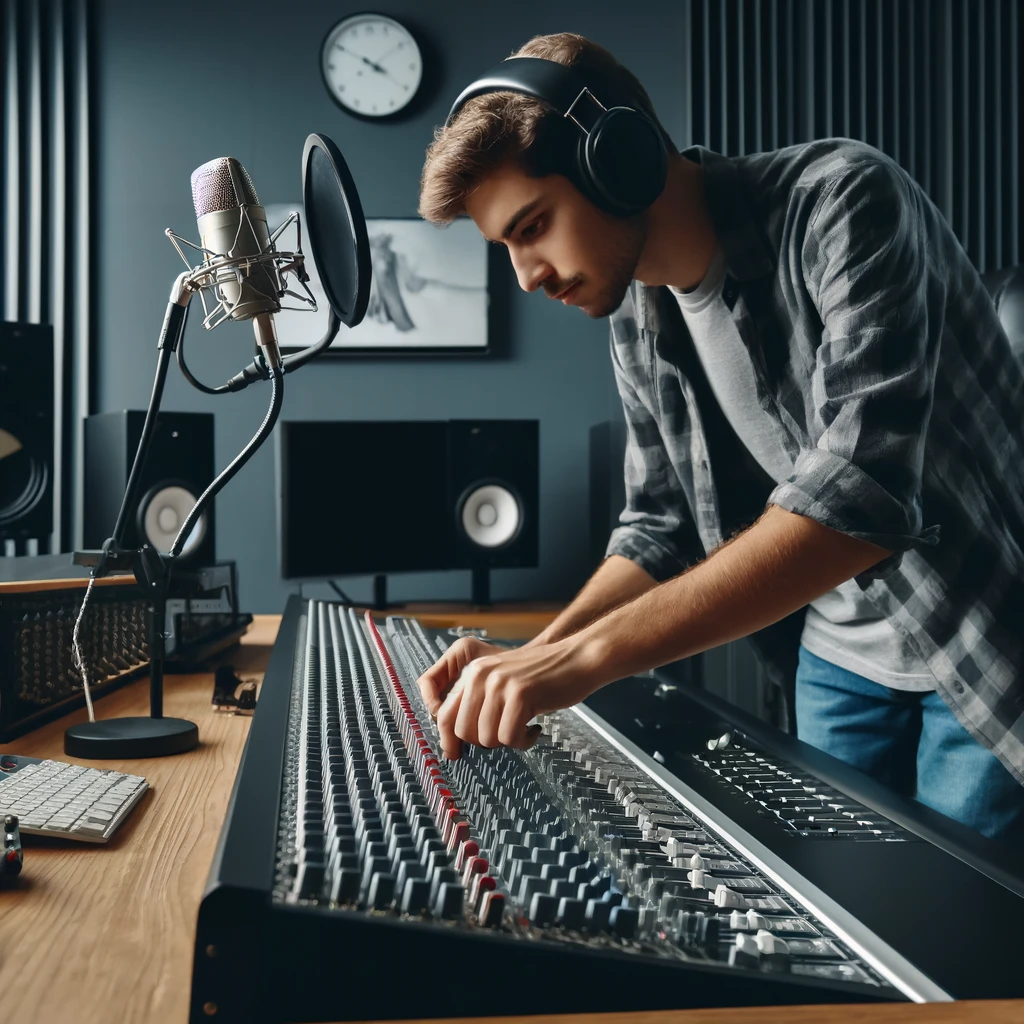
[580,106,668,216]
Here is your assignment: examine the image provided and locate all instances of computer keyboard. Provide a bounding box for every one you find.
[0,754,148,843]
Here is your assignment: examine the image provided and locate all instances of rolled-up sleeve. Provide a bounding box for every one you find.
[768,158,941,581]
[605,325,703,582]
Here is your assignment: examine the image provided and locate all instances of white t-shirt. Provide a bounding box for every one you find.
[669,248,934,691]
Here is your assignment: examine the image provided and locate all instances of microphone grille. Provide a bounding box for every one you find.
[190,157,259,218]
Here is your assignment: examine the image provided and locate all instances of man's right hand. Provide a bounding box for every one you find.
[416,636,508,719]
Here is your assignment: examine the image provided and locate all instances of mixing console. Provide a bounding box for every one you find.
[191,597,1024,1023]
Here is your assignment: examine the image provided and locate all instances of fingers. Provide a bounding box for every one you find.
[454,660,490,748]
[498,692,540,749]
[476,686,504,749]
[437,656,499,758]
[435,677,464,760]
[430,646,544,759]
[417,637,487,717]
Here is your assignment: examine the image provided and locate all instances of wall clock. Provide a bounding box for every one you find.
[320,13,424,119]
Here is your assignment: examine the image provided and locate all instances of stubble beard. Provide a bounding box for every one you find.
[582,218,646,319]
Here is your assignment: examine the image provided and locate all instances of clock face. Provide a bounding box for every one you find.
[320,14,423,119]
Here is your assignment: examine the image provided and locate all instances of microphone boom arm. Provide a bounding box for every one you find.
[94,270,194,579]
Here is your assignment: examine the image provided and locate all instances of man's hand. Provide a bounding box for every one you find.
[416,507,889,762]
[417,635,605,760]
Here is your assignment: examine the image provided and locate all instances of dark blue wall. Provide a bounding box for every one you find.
[94,0,689,612]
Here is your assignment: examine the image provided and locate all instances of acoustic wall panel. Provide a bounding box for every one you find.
[687,0,1021,273]
[682,0,1021,727]
[1,0,92,550]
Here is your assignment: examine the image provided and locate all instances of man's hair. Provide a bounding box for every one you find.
[418,32,675,225]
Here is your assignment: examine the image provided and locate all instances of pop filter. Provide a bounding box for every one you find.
[216,133,372,389]
[302,133,371,329]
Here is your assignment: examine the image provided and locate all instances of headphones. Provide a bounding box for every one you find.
[445,57,669,217]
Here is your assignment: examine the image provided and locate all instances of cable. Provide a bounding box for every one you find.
[176,302,231,395]
[328,580,354,605]
[225,307,340,392]
[71,577,97,723]
[169,367,285,559]
[108,346,174,551]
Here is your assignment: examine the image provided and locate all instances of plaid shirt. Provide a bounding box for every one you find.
[607,138,1024,785]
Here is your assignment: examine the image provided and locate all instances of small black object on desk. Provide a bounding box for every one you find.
[2,814,24,879]
[212,666,258,715]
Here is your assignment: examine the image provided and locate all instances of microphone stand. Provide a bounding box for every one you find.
[67,273,201,758]
[64,133,357,760]
[66,272,288,759]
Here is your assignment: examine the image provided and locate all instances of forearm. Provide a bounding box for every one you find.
[528,554,656,647]
[576,505,891,685]
[429,506,893,759]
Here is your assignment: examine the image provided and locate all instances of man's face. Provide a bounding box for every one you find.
[464,162,646,319]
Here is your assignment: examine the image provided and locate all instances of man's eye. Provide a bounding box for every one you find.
[520,220,541,240]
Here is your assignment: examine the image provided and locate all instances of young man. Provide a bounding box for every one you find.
[416,33,1024,843]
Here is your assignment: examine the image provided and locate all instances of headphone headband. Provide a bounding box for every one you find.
[443,55,668,217]
[445,57,606,128]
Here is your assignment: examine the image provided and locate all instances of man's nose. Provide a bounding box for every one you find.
[510,251,549,294]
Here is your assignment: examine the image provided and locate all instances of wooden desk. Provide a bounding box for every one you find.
[362,601,564,640]
[1,611,1021,1024]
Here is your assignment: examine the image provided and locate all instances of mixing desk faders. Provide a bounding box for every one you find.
[190,597,1024,1023]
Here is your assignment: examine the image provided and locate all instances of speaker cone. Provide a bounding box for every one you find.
[0,427,49,527]
[138,483,207,559]
[458,483,522,549]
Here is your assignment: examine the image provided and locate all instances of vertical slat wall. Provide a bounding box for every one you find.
[687,0,1021,727]
[0,0,92,551]
[689,0,1021,273]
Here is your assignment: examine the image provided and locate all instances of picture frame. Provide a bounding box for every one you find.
[263,210,489,356]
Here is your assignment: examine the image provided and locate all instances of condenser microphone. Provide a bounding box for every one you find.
[189,156,283,368]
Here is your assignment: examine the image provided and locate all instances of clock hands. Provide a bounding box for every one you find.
[333,35,417,103]
[337,43,388,76]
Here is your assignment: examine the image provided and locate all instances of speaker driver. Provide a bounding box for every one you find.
[138,484,207,558]
[0,428,49,527]
[458,483,522,549]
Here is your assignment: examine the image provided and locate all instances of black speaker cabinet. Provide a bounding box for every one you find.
[448,419,538,602]
[0,322,54,552]
[84,410,215,564]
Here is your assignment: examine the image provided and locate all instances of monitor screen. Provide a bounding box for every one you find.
[278,420,454,579]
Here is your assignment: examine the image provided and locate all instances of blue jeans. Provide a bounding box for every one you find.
[795,646,1024,844]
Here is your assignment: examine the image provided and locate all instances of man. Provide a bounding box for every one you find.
[416,32,1024,843]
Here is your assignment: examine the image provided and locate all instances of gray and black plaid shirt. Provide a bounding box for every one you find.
[606,138,1024,785]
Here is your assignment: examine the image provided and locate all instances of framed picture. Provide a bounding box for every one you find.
[263,209,489,355]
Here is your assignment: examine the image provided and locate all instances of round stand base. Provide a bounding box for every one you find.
[64,717,199,759]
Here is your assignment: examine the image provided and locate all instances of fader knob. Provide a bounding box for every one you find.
[755,929,790,957]
[729,931,761,969]
[400,878,431,915]
[434,882,464,920]
[609,905,639,939]
[528,892,558,926]
[714,885,749,909]
[556,897,586,930]
[480,890,505,927]
[584,898,612,932]
[368,873,396,910]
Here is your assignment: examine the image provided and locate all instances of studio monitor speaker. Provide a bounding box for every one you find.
[448,419,538,603]
[84,410,215,564]
[0,322,54,553]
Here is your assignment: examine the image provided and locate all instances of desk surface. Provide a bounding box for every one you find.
[1,611,1022,1024]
